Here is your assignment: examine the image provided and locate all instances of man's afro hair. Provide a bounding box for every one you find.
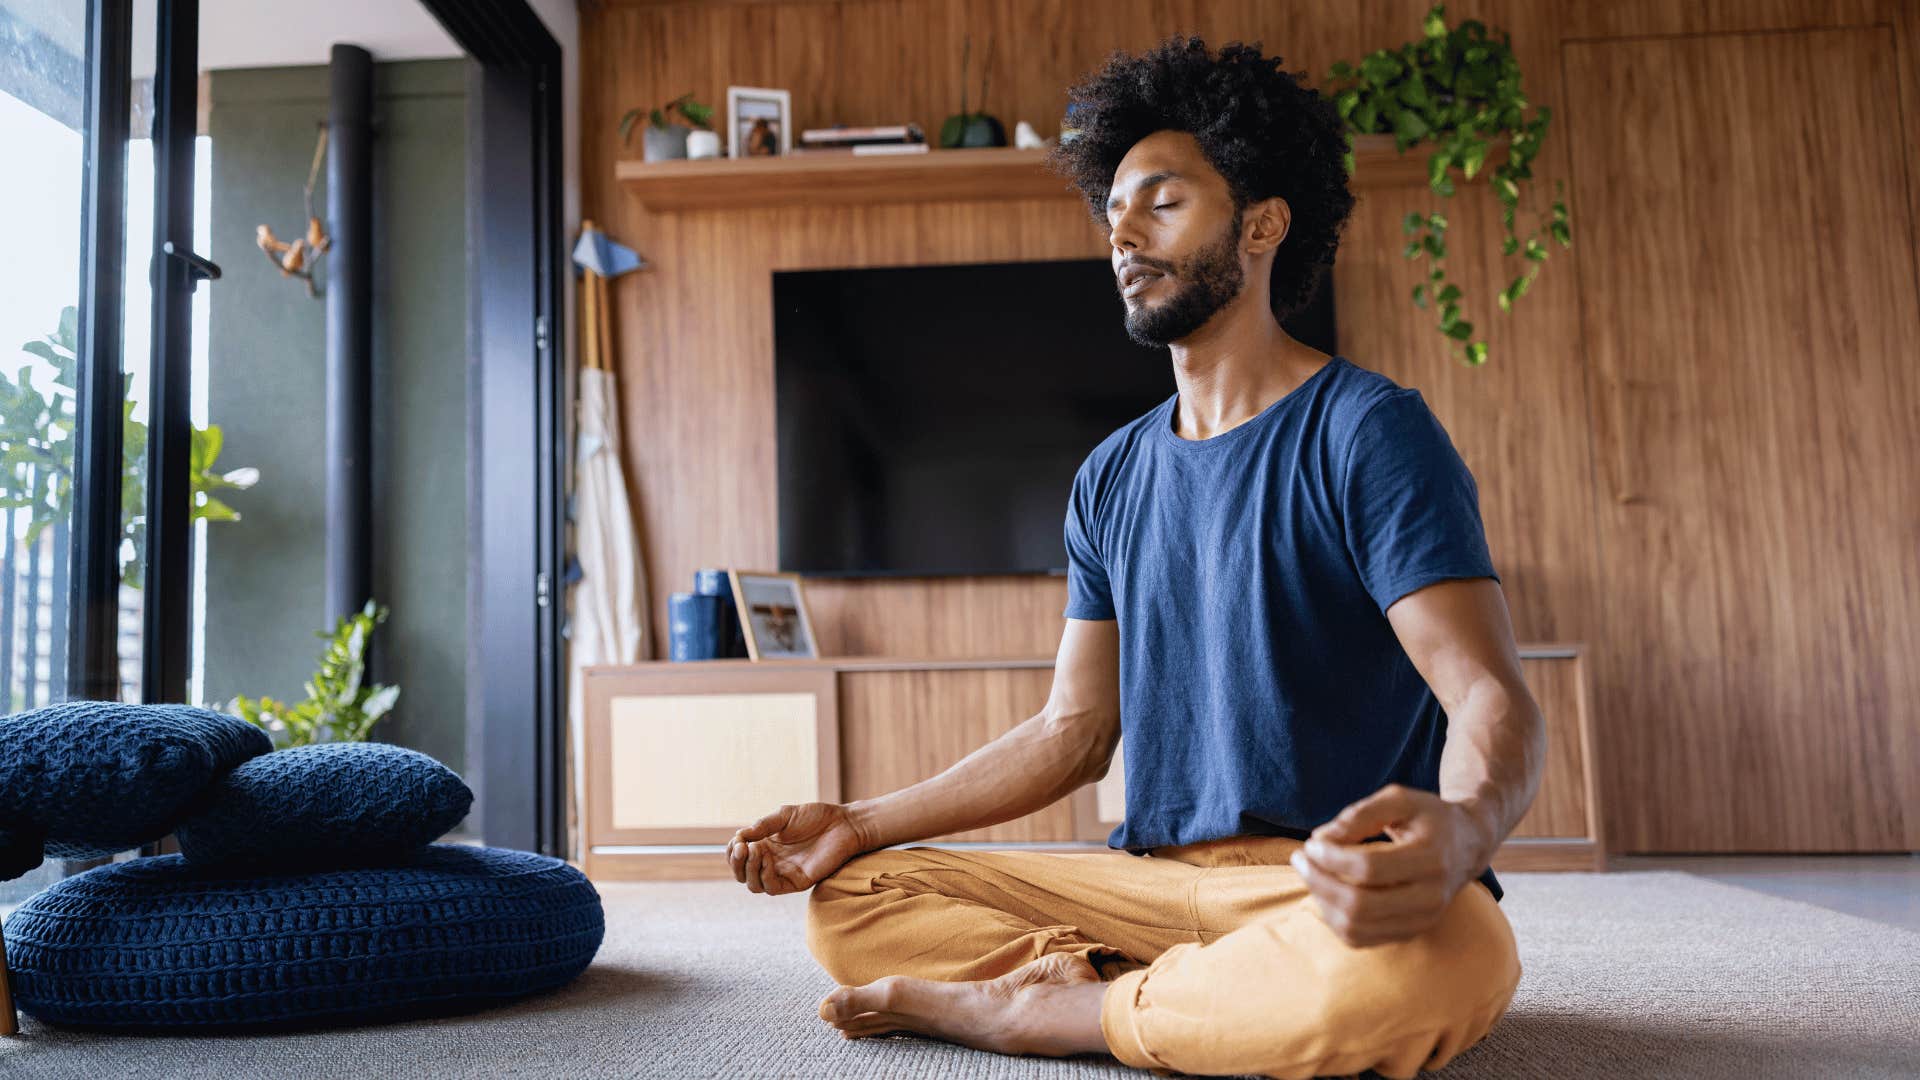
[1047,36,1355,320]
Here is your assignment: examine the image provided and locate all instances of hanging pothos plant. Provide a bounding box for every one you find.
[1326,3,1571,364]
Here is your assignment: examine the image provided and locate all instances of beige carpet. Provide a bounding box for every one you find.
[3,870,1917,1078]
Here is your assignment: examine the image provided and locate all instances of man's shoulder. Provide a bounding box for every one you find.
[1321,356,1418,424]
[1320,358,1441,464]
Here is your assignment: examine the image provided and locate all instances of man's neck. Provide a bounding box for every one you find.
[1167,300,1330,441]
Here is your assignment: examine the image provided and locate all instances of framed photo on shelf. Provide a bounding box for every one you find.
[727,570,818,660]
[726,86,792,158]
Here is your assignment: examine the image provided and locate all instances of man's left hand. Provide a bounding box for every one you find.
[1290,784,1494,948]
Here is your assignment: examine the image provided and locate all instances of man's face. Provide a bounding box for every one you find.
[1106,130,1247,348]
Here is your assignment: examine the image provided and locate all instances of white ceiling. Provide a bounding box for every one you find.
[130,0,462,77]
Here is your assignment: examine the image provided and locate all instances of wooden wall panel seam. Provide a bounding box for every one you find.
[1560,20,1895,46]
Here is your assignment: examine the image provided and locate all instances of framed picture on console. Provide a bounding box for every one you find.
[726,85,791,158]
[728,570,819,660]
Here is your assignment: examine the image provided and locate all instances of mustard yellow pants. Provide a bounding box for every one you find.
[807,835,1520,1079]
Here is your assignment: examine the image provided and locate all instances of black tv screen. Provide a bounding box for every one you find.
[774,257,1336,577]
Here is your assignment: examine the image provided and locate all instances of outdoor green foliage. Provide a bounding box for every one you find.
[1,306,257,585]
[618,92,714,142]
[230,600,400,748]
[1326,4,1573,364]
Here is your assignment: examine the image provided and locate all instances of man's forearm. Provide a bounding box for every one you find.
[1438,673,1546,864]
[845,710,1115,851]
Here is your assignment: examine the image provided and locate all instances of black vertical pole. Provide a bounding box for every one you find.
[23,468,42,710]
[142,0,197,706]
[325,43,373,626]
[69,0,131,703]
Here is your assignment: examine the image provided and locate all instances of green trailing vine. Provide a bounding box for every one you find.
[1326,3,1571,364]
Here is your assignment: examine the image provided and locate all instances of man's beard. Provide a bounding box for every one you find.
[1121,210,1246,348]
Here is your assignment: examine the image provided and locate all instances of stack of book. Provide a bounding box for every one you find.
[793,122,929,156]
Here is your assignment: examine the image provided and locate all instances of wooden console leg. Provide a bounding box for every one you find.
[0,928,17,1035]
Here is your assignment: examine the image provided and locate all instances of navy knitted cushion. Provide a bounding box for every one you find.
[2,844,605,1031]
[174,743,473,868]
[0,701,271,880]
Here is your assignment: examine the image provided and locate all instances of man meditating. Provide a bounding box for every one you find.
[727,36,1543,1079]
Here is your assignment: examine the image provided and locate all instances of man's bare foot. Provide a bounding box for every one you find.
[818,951,1111,1058]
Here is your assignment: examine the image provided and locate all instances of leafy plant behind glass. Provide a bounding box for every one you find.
[1326,3,1572,364]
[230,600,400,748]
[1,306,258,585]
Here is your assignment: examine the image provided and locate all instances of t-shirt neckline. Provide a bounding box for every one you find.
[1157,355,1346,452]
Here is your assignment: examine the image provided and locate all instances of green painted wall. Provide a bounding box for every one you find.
[204,59,470,774]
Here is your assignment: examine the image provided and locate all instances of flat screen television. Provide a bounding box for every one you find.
[774,257,1337,577]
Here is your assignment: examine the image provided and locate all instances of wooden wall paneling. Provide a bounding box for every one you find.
[837,666,1072,842]
[1562,26,1920,852]
[1896,0,1920,853]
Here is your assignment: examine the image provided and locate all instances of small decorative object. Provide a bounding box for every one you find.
[1325,2,1570,365]
[620,91,716,163]
[1013,120,1048,150]
[797,122,926,152]
[667,591,725,661]
[726,86,792,158]
[687,127,722,159]
[174,743,474,869]
[695,567,749,657]
[229,600,400,748]
[253,123,332,298]
[940,33,1007,148]
[727,570,818,661]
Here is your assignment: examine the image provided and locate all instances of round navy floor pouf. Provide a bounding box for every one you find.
[1,844,604,1031]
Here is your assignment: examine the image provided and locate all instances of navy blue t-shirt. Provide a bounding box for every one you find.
[1064,355,1503,900]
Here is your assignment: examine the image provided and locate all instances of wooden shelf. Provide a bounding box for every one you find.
[614,135,1487,211]
[615,147,1071,211]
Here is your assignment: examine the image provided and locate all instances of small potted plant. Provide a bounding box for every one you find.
[229,600,400,748]
[621,92,716,162]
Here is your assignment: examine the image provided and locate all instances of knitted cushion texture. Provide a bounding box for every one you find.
[1,844,605,1031]
[174,743,474,868]
[0,701,271,879]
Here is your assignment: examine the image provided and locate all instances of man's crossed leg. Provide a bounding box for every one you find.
[807,837,1519,1079]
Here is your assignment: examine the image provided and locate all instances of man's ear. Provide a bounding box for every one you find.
[1242,196,1292,255]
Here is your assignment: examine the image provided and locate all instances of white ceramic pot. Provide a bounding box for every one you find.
[686,129,722,160]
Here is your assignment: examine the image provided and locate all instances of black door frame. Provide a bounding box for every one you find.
[418,0,567,857]
[139,0,201,705]
[66,0,132,702]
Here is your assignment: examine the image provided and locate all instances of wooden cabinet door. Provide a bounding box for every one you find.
[1564,26,1920,851]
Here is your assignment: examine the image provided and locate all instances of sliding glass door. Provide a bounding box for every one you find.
[0,0,565,875]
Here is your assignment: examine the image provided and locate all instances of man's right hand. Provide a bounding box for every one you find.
[727,802,869,896]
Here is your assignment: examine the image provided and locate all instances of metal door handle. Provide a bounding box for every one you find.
[161,241,222,289]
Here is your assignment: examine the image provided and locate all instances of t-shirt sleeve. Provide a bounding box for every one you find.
[1062,461,1116,621]
[1340,390,1500,615]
